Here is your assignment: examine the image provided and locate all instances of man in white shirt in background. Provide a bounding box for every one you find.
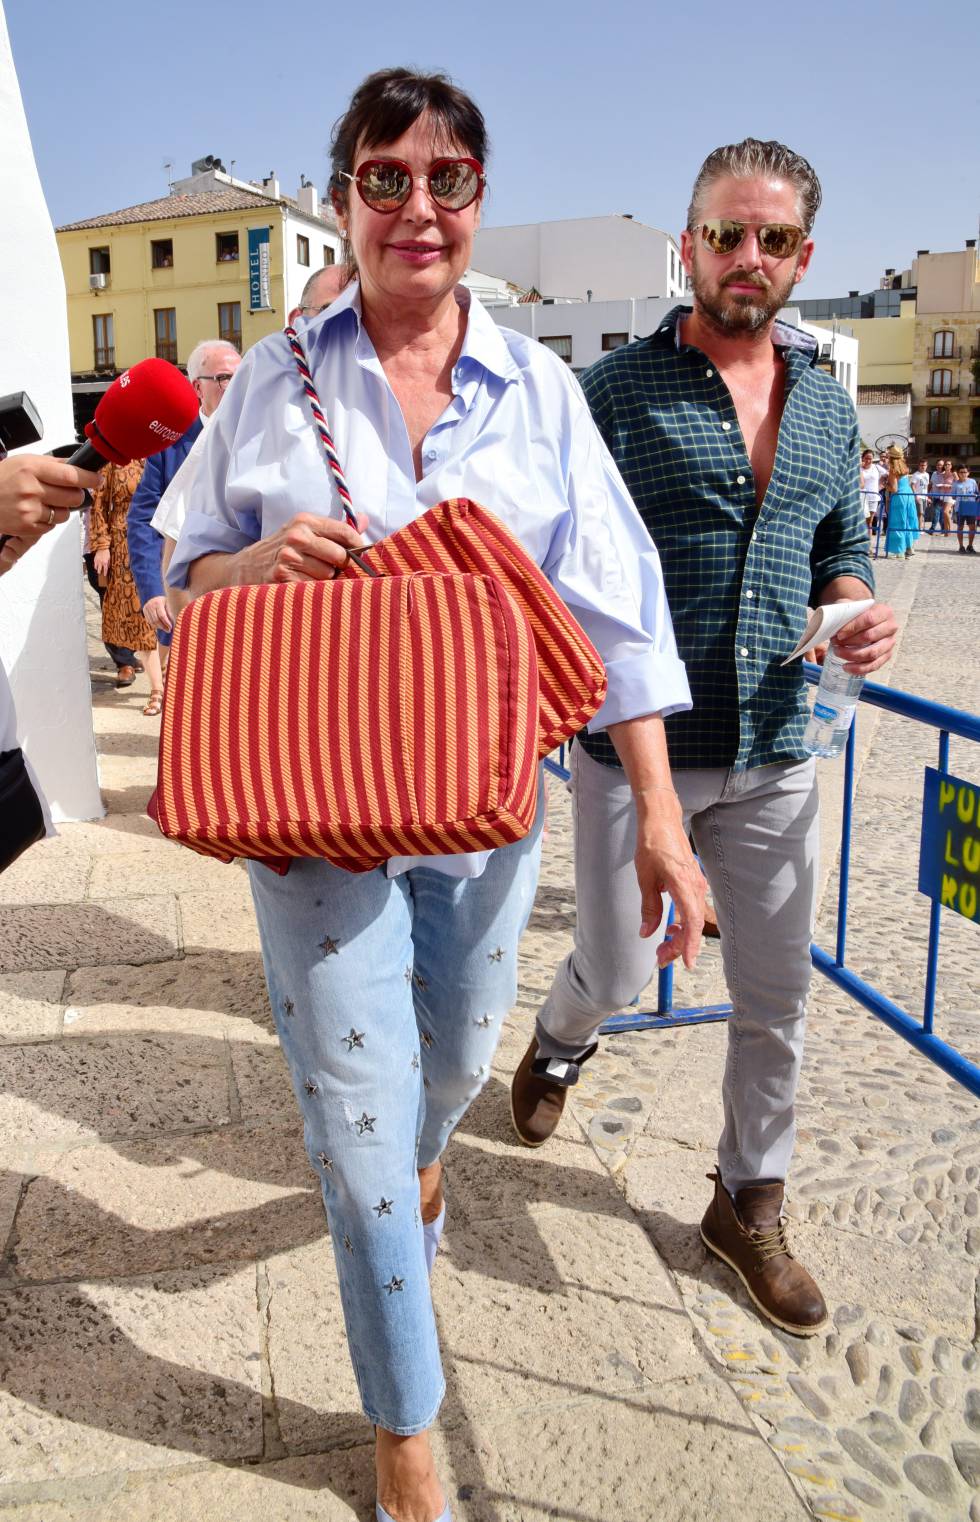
[910,458,930,532]
[860,448,882,536]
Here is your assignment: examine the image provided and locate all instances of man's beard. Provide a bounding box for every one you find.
[691,249,801,334]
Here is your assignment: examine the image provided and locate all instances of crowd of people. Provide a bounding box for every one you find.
[860,447,978,558]
[3,72,913,1522]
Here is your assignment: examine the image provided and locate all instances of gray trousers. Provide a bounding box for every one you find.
[537,744,820,1193]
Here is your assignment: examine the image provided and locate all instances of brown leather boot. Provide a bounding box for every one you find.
[510,1037,597,1147]
[700,1171,828,1336]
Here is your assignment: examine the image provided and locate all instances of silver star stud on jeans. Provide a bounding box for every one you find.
[342,1028,365,1052]
[355,1112,376,1136]
[383,1275,404,1294]
[319,935,340,957]
[373,1197,393,1218]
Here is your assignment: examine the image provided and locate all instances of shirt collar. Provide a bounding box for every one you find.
[303,277,520,386]
[651,303,818,366]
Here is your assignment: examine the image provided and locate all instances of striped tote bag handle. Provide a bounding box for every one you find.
[284,323,358,529]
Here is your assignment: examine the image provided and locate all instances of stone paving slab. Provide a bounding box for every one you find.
[60,955,274,1041]
[491,1382,809,1521]
[0,844,92,907]
[0,1429,511,1522]
[178,887,263,955]
[86,843,245,900]
[0,896,179,975]
[0,1266,263,1485]
[0,1033,233,1154]
[8,1117,320,1283]
[0,971,66,1044]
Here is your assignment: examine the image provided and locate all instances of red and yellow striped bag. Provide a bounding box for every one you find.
[149,326,607,872]
[150,560,541,871]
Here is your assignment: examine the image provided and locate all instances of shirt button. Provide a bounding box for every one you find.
[706,367,714,377]
[425,449,437,460]
[736,474,746,485]
[722,421,732,432]
[745,589,755,599]
[740,647,750,657]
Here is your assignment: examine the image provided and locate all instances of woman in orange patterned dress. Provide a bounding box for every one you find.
[89,460,164,715]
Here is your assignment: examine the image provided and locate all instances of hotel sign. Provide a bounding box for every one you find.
[248,226,272,310]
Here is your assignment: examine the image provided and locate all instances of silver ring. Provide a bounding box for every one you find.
[47,507,55,526]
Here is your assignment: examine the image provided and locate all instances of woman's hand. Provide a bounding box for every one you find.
[634,791,706,969]
[233,513,368,586]
[93,548,110,577]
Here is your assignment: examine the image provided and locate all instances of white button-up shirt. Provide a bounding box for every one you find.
[168,281,690,875]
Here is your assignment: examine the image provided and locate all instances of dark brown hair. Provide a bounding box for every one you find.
[329,68,489,274]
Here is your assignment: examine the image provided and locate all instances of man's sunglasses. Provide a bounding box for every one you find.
[696,219,806,259]
[339,157,485,214]
[198,372,236,385]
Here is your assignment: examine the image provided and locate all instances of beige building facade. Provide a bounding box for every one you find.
[57,166,341,397]
[910,244,980,467]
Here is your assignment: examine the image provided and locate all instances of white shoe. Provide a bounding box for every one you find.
[423,1203,446,1275]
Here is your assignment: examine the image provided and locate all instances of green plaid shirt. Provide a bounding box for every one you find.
[579,305,873,773]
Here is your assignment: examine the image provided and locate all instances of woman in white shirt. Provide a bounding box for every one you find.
[168,67,703,1522]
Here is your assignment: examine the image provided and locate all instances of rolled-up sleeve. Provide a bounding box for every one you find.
[542,369,691,730]
[166,352,263,590]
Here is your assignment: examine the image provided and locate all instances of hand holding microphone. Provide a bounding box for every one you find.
[0,360,198,565]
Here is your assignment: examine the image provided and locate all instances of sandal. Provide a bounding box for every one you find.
[143,691,164,717]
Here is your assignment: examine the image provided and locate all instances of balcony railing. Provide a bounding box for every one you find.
[931,345,963,362]
[155,341,178,364]
[94,347,114,370]
[926,384,961,398]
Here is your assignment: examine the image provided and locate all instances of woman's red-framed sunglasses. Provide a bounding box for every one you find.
[340,157,485,214]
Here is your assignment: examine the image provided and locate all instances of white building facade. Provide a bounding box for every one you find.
[484,294,860,402]
[473,215,687,304]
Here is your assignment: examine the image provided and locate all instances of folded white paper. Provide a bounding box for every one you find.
[780,599,875,666]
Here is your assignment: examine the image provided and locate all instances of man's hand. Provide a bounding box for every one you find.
[93,548,110,578]
[634,792,706,969]
[833,601,898,675]
[0,454,99,537]
[143,595,173,633]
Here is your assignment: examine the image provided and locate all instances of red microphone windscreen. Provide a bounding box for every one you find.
[84,358,200,465]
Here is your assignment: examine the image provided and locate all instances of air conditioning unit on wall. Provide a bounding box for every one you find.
[89,273,108,291]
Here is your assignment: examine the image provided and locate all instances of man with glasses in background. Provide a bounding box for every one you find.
[127,338,241,644]
[288,263,347,325]
[511,138,897,1336]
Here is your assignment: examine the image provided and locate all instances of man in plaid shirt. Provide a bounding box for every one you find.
[512,140,897,1336]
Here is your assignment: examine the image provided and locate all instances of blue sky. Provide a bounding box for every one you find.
[6,0,978,299]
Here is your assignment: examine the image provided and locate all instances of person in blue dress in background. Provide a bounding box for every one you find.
[884,447,920,560]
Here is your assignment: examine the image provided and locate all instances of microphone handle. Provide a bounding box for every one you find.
[67,439,108,472]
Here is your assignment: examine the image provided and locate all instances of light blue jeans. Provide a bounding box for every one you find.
[537,745,819,1194]
[247,797,543,1435]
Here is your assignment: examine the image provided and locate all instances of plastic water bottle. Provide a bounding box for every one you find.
[803,651,864,759]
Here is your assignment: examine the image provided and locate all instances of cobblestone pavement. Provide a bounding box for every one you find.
[0,535,977,1521]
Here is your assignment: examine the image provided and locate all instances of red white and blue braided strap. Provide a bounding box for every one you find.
[284,323,358,529]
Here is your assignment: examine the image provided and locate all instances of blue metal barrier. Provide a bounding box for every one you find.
[803,662,980,1097]
[543,670,980,1074]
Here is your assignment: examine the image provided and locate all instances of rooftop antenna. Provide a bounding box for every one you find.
[230,159,236,180]
[163,159,174,193]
